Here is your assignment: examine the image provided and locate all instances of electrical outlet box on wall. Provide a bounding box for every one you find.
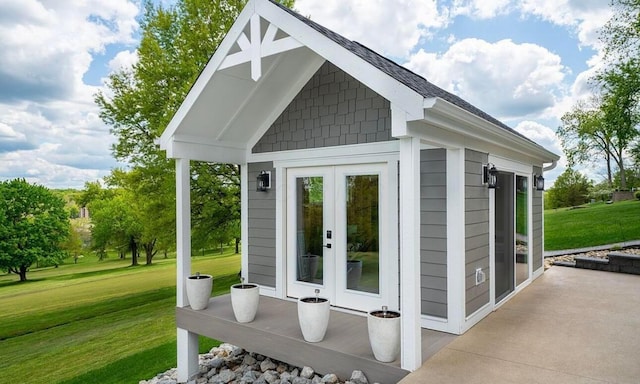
[475,268,486,285]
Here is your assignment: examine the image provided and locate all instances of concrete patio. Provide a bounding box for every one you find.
[399,266,640,384]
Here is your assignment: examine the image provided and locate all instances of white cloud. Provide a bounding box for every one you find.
[295,0,449,59]
[109,50,139,73]
[404,38,568,120]
[0,0,139,103]
[518,0,611,50]
[451,0,513,19]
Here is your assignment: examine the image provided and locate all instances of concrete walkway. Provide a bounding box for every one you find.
[399,267,640,384]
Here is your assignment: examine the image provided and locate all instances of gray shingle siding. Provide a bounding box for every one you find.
[420,149,447,319]
[465,149,490,317]
[247,162,276,287]
[252,61,392,153]
[532,166,543,271]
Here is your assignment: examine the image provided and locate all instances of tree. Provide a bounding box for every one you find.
[558,97,615,185]
[0,179,70,281]
[601,0,640,62]
[95,0,292,258]
[89,191,142,264]
[546,169,593,209]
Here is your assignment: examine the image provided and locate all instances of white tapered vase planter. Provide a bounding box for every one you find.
[230,282,260,323]
[367,307,401,362]
[186,273,213,310]
[297,295,330,342]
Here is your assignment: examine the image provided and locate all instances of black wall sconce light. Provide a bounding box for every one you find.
[483,163,498,189]
[256,170,271,192]
[534,174,545,191]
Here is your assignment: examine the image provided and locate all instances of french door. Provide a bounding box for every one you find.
[494,172,531,304]
[286,163,394,312]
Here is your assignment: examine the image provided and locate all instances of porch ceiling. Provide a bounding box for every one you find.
[160,46,324,164]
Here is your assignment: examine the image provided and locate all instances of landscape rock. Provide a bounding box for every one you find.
[141,344,371,384]
[300,366,315,379]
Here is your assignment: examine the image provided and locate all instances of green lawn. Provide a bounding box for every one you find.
[0,250,241,384]
[544,199,640,250]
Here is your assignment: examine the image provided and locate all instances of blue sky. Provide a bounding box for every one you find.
[0,0,613,188]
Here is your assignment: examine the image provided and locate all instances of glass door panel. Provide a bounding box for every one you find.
[286,167,334,302]
[515,175,529,287]
[345,174,379,294]
[495,172,514,303]
[295,176,324,285]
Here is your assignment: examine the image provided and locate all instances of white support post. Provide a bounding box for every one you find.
[399,136,422,371]
[446,148,465,334]
[250,14,262,81]
[175,158,199,383]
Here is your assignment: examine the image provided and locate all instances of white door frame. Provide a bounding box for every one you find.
[489,157,534,309]
[284,161,398,312]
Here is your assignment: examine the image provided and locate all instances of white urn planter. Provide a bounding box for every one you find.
[297,289,330,342]
[230,278,260,323]
[186,272,213,310]
[367,306,400,362]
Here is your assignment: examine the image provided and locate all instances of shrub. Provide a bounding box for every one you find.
[635,191,640,200]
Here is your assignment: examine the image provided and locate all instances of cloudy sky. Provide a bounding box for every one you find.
[0,0,612,189]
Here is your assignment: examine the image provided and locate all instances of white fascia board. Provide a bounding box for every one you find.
[160,0,258,145]
[423,98,560,163]
[166,138,246,164]
[256,0,424,121]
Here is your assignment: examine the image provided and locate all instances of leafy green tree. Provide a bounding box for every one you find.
[601,0,640,61]
[62,221,84,264]
[597,60,640,189]
[90,191,142,264]
[95,0,292,258]
[546,169,593,209]
[0,179,70,281]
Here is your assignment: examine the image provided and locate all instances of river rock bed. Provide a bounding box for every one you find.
[139,343,374,384]
[545,248,640,269]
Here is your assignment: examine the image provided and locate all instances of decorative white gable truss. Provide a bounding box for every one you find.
[219,14,303,81]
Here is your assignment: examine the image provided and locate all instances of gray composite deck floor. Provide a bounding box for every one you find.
[176,295,456,383]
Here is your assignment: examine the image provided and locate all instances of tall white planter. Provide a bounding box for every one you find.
[186,272,213,310]
[230,278,260,323]
[297,289,330,342]
[367,306,400,362]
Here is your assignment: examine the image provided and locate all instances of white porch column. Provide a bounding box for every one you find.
[398,136,422,371]
[446,148,465,334]
[176,158,199,383]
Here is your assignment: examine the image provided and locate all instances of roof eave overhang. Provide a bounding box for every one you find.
[421,97,560,164]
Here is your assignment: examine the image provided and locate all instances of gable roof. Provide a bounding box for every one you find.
[270,0,538,146]
[159,0,559,164]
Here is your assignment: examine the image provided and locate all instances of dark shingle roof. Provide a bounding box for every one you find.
[270,0,539,146]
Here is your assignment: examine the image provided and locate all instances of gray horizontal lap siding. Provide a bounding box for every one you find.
[532,166,543,271]
[247,162,276,287]
[420,149,448,319]
[465,150,490,317]
[252,61,392,153]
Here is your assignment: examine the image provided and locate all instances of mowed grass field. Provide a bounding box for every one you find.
[544,199,640,250]
[0,250,241,384]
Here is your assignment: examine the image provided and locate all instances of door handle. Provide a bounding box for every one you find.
[323,243,332,249]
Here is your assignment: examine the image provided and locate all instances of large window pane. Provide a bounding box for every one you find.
[296,177,323,284]
[516,175,529,286]
[345,174,379,294]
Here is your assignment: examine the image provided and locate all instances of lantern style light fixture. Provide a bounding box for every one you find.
[256,170,271,192]
[483,163,498,189]
[534,174,545,191]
